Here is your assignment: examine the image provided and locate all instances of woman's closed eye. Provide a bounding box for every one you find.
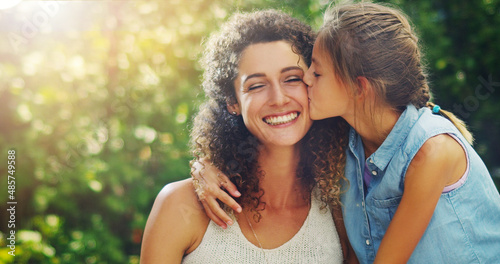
[247,83,265,91]
[284,76,304,83]
[313,72,320,77]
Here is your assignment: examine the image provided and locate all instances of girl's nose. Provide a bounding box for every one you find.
[303,68,313,87]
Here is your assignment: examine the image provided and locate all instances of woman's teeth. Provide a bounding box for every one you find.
[264,112,298,125]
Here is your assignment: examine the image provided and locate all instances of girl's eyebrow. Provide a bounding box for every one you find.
[311,57,321,67]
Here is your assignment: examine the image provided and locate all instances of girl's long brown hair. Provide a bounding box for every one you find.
[318,2,473,144]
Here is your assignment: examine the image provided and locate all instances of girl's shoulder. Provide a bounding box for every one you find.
[403,107,463,154]
[412,134,465,166]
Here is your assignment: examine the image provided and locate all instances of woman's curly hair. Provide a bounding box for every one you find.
[190,10,349,220]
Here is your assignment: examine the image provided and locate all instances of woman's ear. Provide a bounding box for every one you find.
[226,102,240,116]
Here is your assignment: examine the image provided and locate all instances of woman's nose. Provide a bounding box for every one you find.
[269,84,290,106]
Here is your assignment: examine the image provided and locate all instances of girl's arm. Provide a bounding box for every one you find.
[191,160,242,228]
[140,179,208,263]
[374,134,467,263]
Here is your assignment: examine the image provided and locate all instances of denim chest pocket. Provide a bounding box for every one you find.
[366,196,403,240]
[370,196,402,225]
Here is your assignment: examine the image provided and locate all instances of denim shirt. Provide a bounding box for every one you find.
[342,104,500,264]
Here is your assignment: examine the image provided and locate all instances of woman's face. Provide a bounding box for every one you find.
[230,41,313,147]
[303,39,352,120]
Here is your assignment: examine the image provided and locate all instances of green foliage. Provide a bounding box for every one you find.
[0,0,498,262]
[379,0,500,187]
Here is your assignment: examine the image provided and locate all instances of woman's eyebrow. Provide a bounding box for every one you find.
[242,66,304,85]
[281,66,304,73]
[242,73,265,85]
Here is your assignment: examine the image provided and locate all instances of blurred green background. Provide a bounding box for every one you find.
[0,0,498,263]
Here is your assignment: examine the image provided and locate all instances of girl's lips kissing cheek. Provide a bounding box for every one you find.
[263,112,300,126]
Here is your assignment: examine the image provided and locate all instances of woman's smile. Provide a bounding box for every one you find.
[263,111,300,126]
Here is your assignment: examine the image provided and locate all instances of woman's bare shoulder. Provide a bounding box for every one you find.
[151,178,209,231]
[141,178,209,263]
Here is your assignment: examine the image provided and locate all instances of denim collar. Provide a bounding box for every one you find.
[348,104,419,171]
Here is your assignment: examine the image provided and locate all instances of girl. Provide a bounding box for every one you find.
[302,2,500,263]
[193,2,500,263]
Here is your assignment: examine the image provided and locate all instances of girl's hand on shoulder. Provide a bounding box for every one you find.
[191,159,242,228]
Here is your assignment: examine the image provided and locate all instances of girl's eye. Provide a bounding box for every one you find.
[313,72,320,77]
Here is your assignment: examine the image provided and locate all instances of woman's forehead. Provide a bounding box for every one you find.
[238,41,307,73]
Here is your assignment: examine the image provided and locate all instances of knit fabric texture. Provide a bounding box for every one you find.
[182,190,343,263]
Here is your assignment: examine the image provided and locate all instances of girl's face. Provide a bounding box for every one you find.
[304,40,353,120]
[230,41,313,147]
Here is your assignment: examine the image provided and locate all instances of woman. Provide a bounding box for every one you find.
[140,10,353,263]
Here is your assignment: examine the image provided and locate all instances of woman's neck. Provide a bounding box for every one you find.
[257,144,308,209]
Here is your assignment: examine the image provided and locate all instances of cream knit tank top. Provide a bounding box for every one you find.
[182,189,343,264]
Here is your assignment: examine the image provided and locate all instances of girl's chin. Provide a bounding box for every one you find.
[309,111,320,120]
[309,108,332,121]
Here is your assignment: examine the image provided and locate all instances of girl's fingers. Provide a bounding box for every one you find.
[215,173,242,212]
[191,159,242,224]
[219,173,241,198]
[200,199,227,229]
[216,187,242,213]
[205,196,234,227]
